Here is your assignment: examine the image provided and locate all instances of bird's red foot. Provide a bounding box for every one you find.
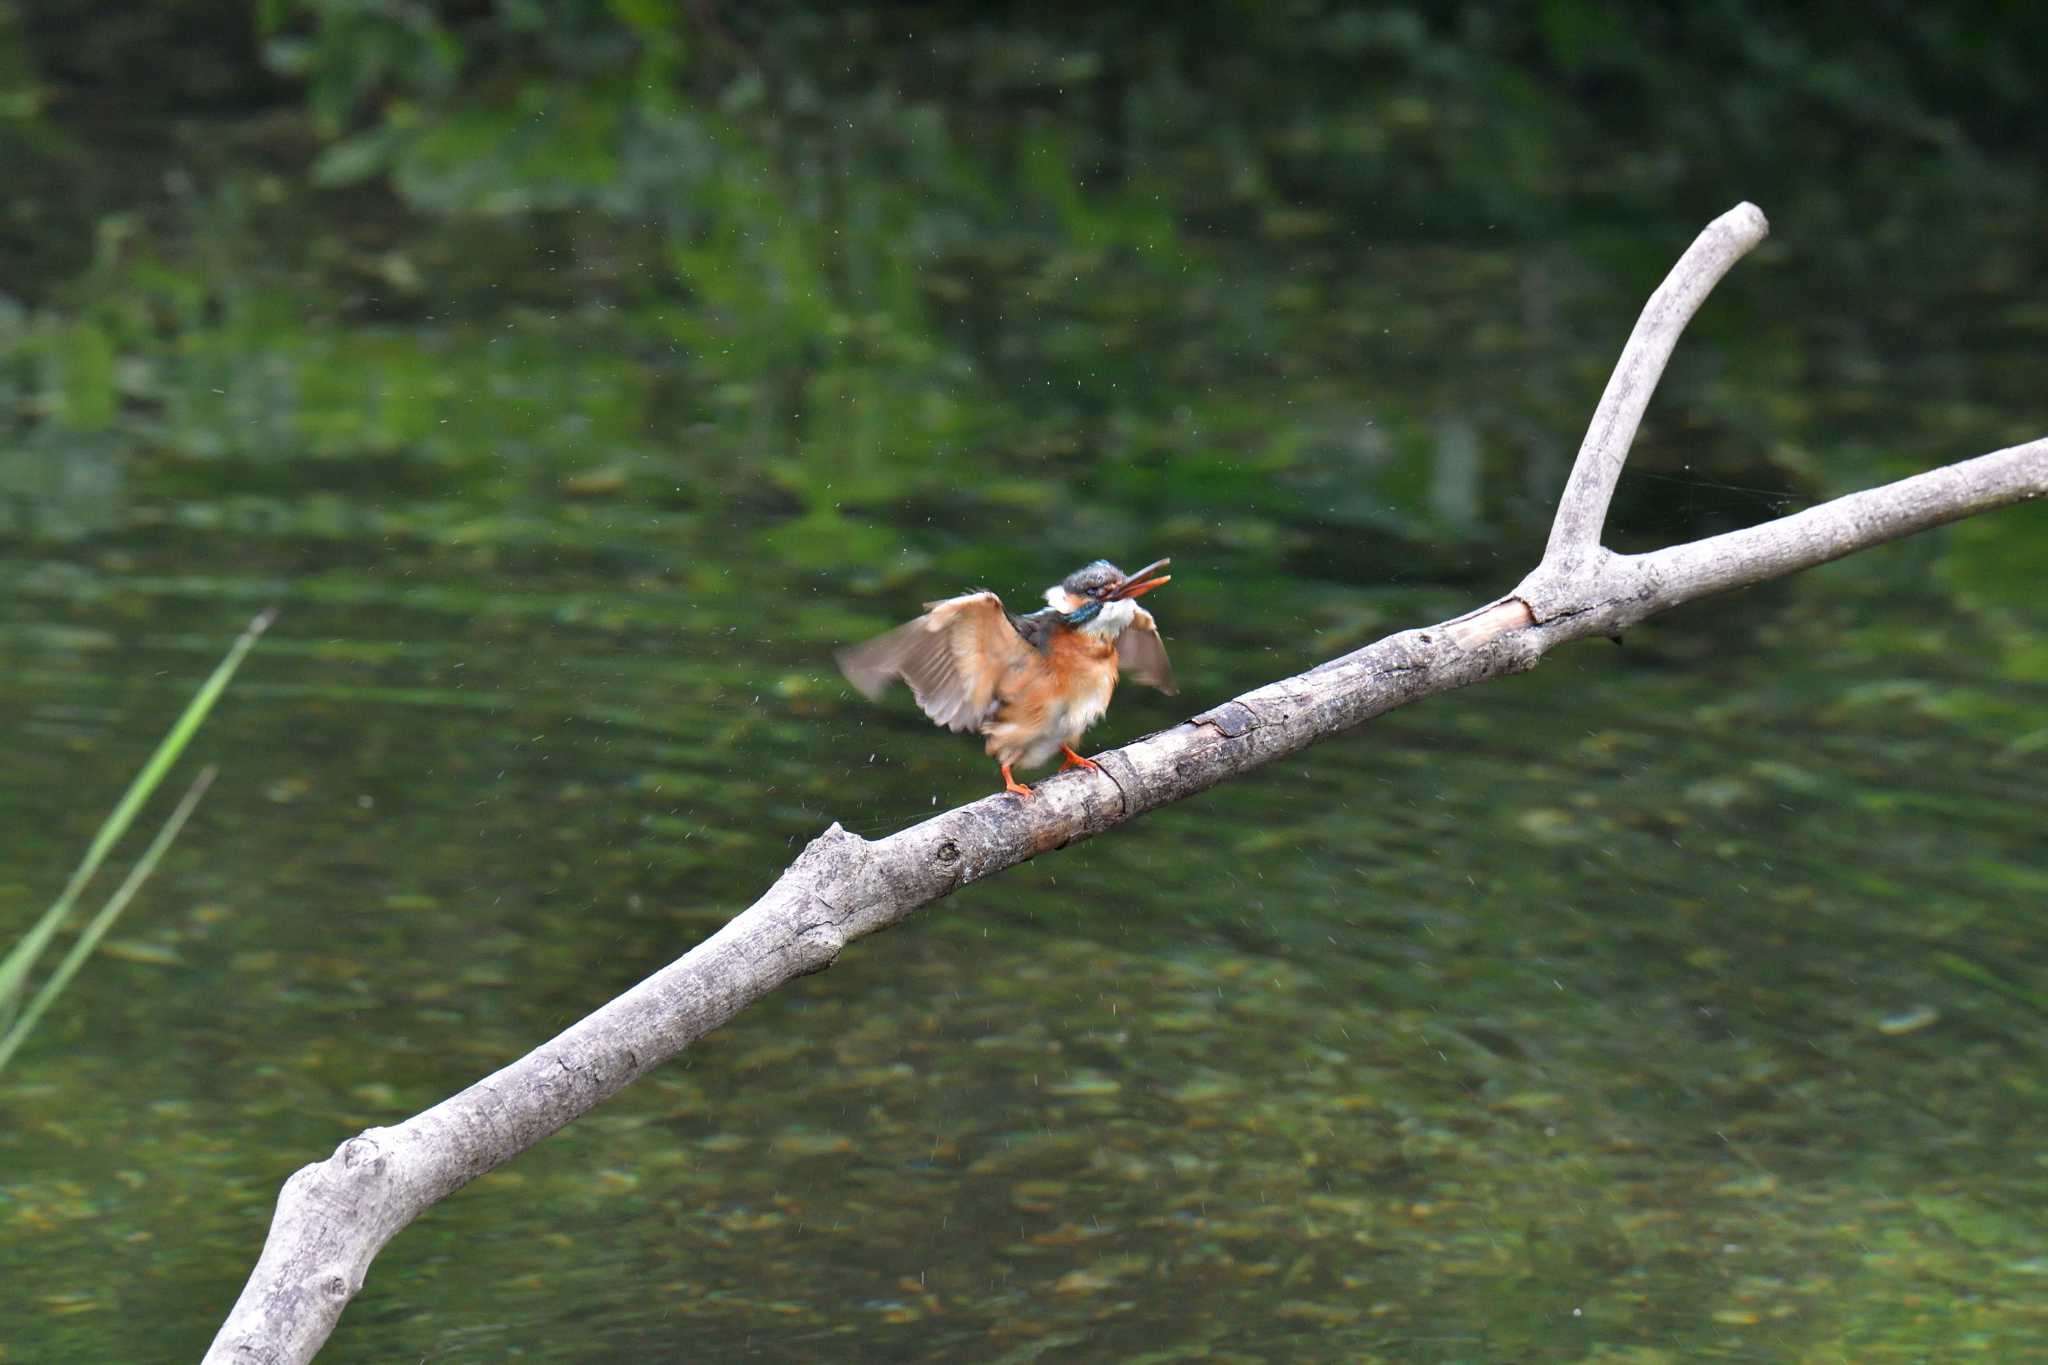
[1000,762,1035,799]
[1059,745,1102,773]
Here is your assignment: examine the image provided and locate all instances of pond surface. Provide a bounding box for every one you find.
[3,9,2046,1361]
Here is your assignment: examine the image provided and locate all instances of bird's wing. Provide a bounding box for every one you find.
[835,592,1033,732]
[1115,606,1177,695]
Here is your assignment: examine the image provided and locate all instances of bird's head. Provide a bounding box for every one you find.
[1045,558,1171,627]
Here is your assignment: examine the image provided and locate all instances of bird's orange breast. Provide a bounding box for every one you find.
[1040,627,1118,702]
[981,627,1119,766]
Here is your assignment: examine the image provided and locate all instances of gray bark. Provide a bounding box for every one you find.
[1541,202,1770,573]
[204,204,2048,1364]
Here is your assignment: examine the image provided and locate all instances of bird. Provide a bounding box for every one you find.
[837,558,1177,798]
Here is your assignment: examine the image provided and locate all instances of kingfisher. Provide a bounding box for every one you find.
[837,558,1177,798]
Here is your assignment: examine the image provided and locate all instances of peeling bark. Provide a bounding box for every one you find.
[204,204,2048,1364]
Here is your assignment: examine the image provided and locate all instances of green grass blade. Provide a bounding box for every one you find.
[0,767,218,1074]
[0,607,274,1016]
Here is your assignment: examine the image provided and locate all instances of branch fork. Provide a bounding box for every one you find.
[1507,202,1770,633]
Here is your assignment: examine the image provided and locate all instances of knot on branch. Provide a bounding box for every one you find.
[772,821,892,946]
[339,1134,388,1173]
[792,822,871,873]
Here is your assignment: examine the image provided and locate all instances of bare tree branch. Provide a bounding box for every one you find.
[204,207,2048,1364]
[1541,201,1770,571]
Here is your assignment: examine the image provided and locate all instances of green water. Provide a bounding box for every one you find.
[3,5,2046,1361]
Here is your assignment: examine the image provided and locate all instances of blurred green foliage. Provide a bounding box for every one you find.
[1,1,2042,567]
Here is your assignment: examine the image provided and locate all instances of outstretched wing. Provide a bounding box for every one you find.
[835,592,1033,732]
[1116,606,1177,695]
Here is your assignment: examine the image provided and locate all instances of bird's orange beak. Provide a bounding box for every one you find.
[1110,558,1172,600]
